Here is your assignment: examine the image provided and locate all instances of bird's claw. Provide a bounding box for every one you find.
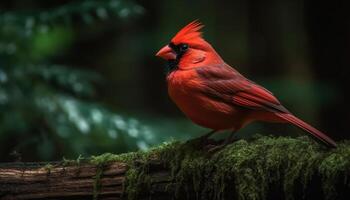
[205,137,236,153]
[206,143,227,153]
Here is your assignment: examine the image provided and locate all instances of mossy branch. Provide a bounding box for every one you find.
[0,136,349,200]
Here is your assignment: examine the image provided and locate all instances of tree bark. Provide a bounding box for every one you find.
[0,161,134,200]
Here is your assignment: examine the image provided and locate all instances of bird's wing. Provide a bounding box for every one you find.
[195,64,289,114]
[195,64,337,148]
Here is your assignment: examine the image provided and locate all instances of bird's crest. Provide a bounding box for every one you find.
[171,20,204,44]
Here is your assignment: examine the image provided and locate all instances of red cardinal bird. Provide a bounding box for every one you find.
[156,21,336,148]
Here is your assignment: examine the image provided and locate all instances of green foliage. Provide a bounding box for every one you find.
[90,136,350,200]
[0,0,143,35]
[0,0,156,161]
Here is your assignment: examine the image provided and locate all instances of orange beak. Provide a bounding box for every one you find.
[156,45,176,60]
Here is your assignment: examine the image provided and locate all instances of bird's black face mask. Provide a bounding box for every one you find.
[165,42,189,74]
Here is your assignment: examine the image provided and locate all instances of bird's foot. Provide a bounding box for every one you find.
[186,137,219,150]
[206,137,236,153]
[185,130,217,148]
[206,143,227,153]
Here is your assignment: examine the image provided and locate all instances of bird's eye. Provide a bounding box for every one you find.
[180,43,189,52]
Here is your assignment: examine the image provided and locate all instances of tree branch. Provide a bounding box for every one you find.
[0,136,349,200]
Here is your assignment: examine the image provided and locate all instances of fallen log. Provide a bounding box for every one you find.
[0,136,349,200]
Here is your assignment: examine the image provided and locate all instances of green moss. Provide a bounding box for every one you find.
[88,136,350,200]
[43,163,54,175]
[319,141,350,200]
[90,152,141,165]
[93,165,103,200]
[90,150,146,198]
[90,152,142,199]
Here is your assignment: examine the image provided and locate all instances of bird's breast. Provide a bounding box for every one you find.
[167,70,246,130]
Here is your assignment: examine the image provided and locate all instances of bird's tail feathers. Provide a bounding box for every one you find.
[275,113,337,148]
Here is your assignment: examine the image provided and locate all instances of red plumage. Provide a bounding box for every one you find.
[156,21,336,147]
[171,20,204,44]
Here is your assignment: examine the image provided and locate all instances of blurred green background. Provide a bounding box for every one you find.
[0,0,348,161]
